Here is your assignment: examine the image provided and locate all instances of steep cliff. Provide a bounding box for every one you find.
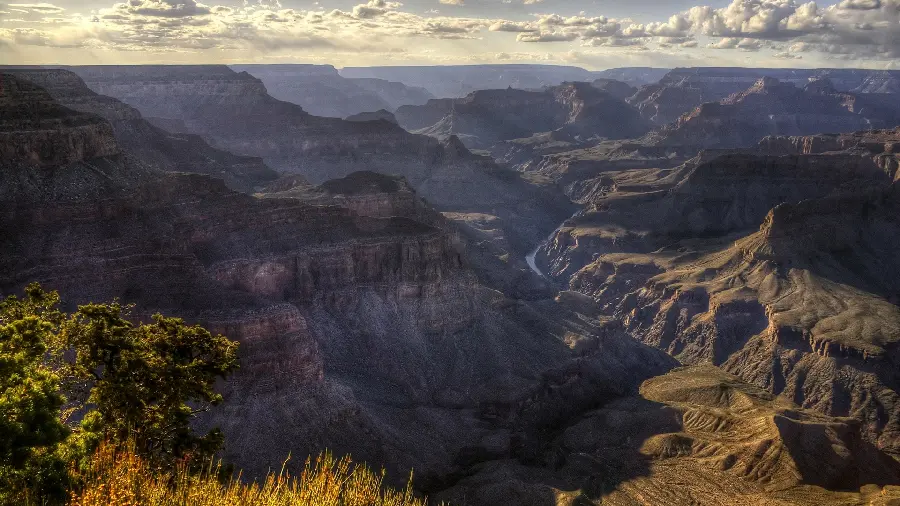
[758,128,900,180]
[536,142,891,282]
[68,65,579,264]
[566,185,900,458]
[0,73,119,167]
[537,131,900,463]
[70,65,410,182]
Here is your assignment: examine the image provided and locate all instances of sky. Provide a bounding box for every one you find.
[1,0,900,69]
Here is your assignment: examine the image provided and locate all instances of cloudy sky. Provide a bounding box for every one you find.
[1,0,899,69]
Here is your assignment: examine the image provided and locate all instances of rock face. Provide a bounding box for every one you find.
[0,73,119,166]
[648,77,892,151]
[262,170,439,227]
[230,64,433,118]
[759,129,900,180]
[395,82,650,150]
[8,69,279,192]
[66,66,495,181]
[631,67,900,125]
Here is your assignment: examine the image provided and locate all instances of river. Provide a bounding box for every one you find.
[526,209,582,279]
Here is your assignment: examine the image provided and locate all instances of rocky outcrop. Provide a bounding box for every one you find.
[395,82,650,150]
[758,129,900,181]
[345,109,398,125]
[539,131,900,463]
[629,70,748,126]
[0,73,119,166]
[66,66,524,185]
[520,140,688,194]
[68,65,579,265]
[9,69,279,192]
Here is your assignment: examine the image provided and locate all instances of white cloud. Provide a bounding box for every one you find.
[3,0,900,64]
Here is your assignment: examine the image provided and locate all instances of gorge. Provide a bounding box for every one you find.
[4,63,900,505]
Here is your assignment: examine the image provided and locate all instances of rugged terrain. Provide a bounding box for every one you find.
[6,65,900,506]
[7,68,279,192]
[394,82,650,150]
[647,77,897,152]
[66,65,577,285]
[533,129,900,468]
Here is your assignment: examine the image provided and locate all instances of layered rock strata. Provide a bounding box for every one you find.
[631,67,900,125]
[535,130,900,462]
[9,69,279,192]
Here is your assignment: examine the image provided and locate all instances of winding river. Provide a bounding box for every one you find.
[525,245,545,278]
[526,209,582,279]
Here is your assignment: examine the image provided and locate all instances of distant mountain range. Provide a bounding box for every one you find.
[340,65,667,98]
[230,64,434,119]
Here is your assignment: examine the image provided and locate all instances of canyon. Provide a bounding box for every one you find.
[394,82,651,150]
[4,63,900,505]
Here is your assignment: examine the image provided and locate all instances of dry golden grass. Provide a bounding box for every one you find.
[68,443,433,506]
